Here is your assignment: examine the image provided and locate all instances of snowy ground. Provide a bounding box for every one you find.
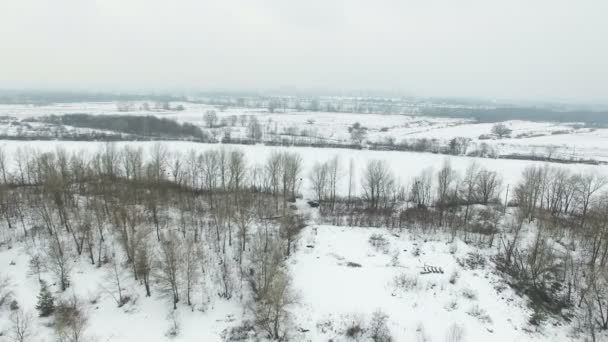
[2,102,607,161]
[1,221,583,342]
[0,236,245,342]
[289,224,572,342]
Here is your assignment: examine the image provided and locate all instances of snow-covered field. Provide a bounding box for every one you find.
[2,102,608,161]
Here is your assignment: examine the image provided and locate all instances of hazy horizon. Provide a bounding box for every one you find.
[1,1,607,104]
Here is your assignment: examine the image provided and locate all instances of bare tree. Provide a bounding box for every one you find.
[347,158,355,207]
[476,169,502,205]
[327,156,340,211]
[9,309,33,342]
[183,239,200,306]
[157,231,182,309]
[436,159,458,226]
[411,168,433,207]
[203,109,218,128]
[280,214,304,257]
[229,149,247,198]
[44,236,72,291]
[254,269,296,340]
[577,172,607,228]
[361,160,394,209]
[514,165,545,222]
[135,239,154,297]
[248,116,263,141]
[309,162,329,203]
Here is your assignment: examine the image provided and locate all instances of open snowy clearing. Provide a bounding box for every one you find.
[289,224,571,342]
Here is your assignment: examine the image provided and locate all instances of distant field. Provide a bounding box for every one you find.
[1,101,608,161]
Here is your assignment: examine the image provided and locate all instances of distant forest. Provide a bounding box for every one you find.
[2,90,607,126]
[41,114,207,140]
[422,107,608,126]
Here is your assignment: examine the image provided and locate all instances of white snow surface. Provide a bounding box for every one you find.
[0,221,585,342]
[2,102,607,161]
[289,224,571,342]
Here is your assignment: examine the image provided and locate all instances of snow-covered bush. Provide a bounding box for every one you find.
[54,297,88,342]
[165,309,180,338]
[369,234,390,253]
[8,309,33,342]
[461,287,478,300]
[0,274,13,308]
[467,305,493,324]
[344,318,364,340]
[222,321,255,341]
[444,299,459,312]
[393,273,419,292]
[448,243,458,255]
[369,310,392,342]
[390,250,400,267]
[449,270,459,285]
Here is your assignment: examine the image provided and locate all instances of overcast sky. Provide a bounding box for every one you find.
[1,0,606,103]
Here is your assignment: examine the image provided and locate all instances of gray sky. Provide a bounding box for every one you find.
[1,0,607,103]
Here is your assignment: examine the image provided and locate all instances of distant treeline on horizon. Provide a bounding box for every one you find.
[1,90,606,126]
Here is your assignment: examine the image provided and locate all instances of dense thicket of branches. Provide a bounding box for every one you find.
[0,143,306,340]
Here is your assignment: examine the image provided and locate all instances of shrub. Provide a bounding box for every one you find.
[222,321,255,341]
[393,273,419,292]
[390,250,400,267]
[529,310,546,326]
[54,297,88,342]
[461,287,478,300]
[165,310,180,338]
[465,252,487,270]
[369,310,392,342]
[444,300,459,312]
[467,305,492,324]
[369,234,390,253]
[448,243,458,255]
[9,299,19,311]
[0,275,13,307]
[449,271,459,285]
[345,320,364,340]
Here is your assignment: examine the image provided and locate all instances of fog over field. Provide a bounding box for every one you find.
[1,2,608,342]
